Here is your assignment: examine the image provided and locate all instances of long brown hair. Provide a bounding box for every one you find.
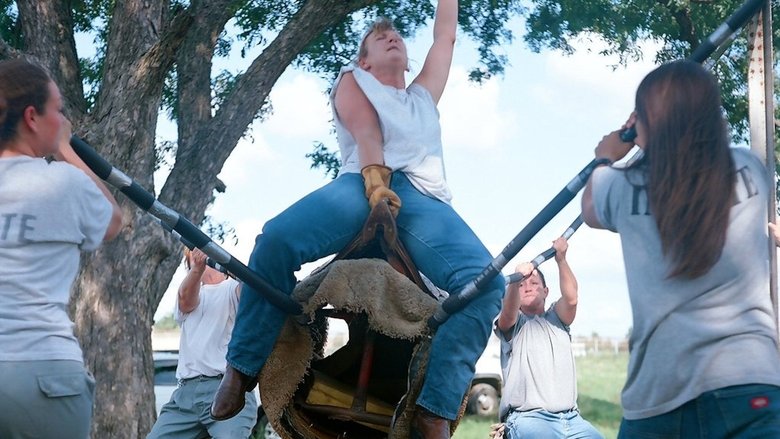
[632,60,734,279]
[0,59,51,148]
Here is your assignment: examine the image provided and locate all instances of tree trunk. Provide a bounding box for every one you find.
[5,0,383,436]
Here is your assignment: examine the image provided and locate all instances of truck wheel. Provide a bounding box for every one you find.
[467,383,499,417]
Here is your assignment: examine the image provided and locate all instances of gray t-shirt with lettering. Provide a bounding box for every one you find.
[591,147,780,420]
[494,302,577,421]
[0,156,112,362]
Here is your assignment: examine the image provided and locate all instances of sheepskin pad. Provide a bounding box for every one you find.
[258,258,442,438]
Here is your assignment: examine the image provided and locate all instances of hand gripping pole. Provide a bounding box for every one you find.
[504,216,583,285]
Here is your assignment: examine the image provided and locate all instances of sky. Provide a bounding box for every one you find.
[148,21,668,340]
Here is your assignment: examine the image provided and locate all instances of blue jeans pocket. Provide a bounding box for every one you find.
[713,384,780,435]
[37,372,92,398]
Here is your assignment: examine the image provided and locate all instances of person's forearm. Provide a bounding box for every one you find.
[57,141,123,239]
[178,270,202,312]
[497,284,520,332]
[433,0,458,43]
[357,137,385,168]
[557,258,578,306]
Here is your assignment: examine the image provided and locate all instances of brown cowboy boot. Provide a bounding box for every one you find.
[210,365,257,420]
[411,406,451,439]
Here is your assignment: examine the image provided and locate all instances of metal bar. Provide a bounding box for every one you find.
[504,216,583,285]
[155,218,233,277]
[428,160,608,329]
[69,135,302,315]
[351,330,376,412]
[691,0,766,63]
[747,3,778,333]
[761,2,778,331]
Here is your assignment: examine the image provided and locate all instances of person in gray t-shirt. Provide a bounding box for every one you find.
[494,238,602,439]
[0,59,122,439]
[582,59,780,438]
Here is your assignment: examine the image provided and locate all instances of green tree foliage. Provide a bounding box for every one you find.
[522,0,778,144]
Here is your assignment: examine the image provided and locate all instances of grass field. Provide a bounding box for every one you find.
[453,352,629,439]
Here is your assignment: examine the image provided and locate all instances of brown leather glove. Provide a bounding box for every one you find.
[361,164,402,216]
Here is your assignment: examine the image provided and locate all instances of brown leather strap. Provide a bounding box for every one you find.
[329,200,434,298]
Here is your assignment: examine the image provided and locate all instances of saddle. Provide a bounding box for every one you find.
[257,201,464,438]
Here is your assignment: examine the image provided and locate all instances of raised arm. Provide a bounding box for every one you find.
[55,121,122,241]
[178,249,205,314]
[582,127,634,229]
[412,0,457,103]
[496,262,533,338]
[552,238,577,326]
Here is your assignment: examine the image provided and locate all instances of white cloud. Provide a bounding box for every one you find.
[439,66,518,153]
[263,72,332,140]
[219,134,278,187]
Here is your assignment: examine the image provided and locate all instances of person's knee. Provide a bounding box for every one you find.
[462,277,503,320]
[257,219,293,252]
[485,275,506,301]
[249,224,298,270]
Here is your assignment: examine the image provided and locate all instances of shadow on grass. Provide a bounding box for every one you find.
[579,394,622,429]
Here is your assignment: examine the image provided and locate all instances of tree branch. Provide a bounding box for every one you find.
[159,0,379,217]
[173,0,236,151]
[16,0,85,116]
[132,8,195,101]
[93,0,170,135]
[89,0,193,183]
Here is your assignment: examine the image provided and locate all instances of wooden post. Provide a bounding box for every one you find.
[747,1,778,330]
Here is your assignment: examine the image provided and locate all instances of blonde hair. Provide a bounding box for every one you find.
[357,18,397,61]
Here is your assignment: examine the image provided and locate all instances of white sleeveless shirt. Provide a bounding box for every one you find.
[330,65,452,203]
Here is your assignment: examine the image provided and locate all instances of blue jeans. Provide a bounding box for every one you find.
[226,172,504,420]
[618,384,780,438]
[505,409,604,439]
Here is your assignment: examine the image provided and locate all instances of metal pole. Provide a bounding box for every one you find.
[69,135,302,315]
[428,160,608,329]
[504,216,583,285]
[747,2,778,332]
[621,0,767,142]
[763,1,778,333]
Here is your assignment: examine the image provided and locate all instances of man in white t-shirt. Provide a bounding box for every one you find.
[147,248,257,439]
